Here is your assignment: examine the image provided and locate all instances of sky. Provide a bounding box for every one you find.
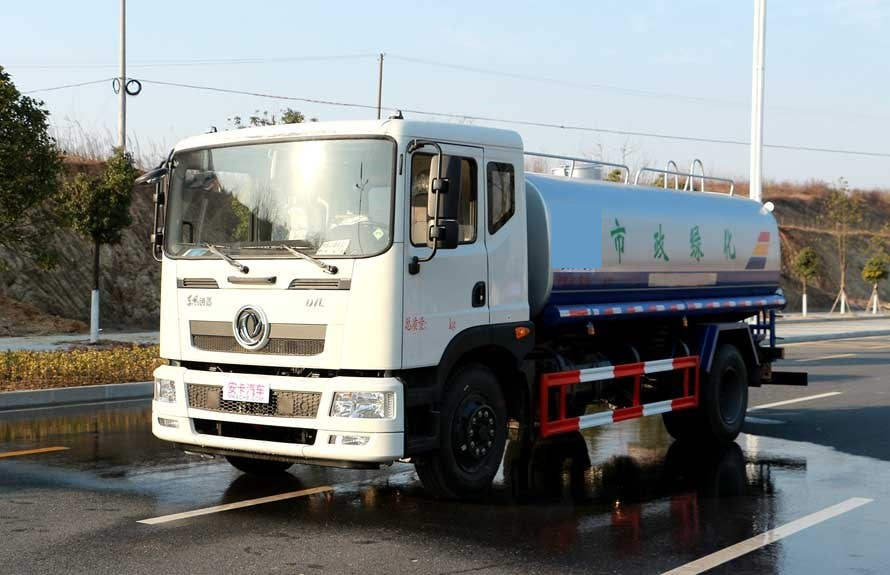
[3,0,889,188]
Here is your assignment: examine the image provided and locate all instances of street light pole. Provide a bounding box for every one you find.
[749,0,766,203]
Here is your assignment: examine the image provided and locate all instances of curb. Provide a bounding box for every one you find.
[2,329,890,410]
[780,329,890,344]
[0,381,152,411]
[779,315,889,325]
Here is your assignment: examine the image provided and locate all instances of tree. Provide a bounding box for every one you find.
[56,148,138,342]
[605,168,623,182]
[0,66,61,267]
[227,107,309,129]
[862,254,889,314]
[793,247,820,316]
[822,178,864,313]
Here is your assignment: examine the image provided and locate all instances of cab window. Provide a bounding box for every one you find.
[410,153,477,246]
[487,162,515,234]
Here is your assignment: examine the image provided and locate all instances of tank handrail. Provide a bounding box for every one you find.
[524,151,630,184]
[684,158,706,192]
[633,167,735,195]
[664,160,680,189]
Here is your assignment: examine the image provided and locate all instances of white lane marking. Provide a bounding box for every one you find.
[781,335,887,347]
[794,353,856,362]
[744,416,786,425]
[862,343,890,350]
[138,485,333,525]
[749,392,841,411]
[661,497,873,575]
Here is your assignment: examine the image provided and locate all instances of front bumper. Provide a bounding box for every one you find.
[151,365,404,464]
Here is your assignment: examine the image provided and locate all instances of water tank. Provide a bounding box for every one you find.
[525,173,780,317]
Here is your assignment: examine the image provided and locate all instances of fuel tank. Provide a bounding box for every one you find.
[525,173,780,317]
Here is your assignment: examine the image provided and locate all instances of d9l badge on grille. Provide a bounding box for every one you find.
[232,305,270,350]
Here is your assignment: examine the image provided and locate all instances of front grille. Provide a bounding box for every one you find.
[187,383,321,418]
[193,418,316,445]
[191,334,325,356]
[178,277,219,289]
[288,278,351,290]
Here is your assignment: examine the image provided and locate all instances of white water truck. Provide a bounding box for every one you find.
[140,119,805,498]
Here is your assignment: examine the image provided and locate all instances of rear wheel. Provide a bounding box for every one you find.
[226,455,293,475]
[662,344,748,444]
[415,364,508,499]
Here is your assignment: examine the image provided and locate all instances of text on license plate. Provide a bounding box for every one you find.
[222,381,270,404]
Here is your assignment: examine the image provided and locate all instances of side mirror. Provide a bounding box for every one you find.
[426,157,461,250]
[150,180,166,262]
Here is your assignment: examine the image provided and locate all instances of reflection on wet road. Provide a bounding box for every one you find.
[1,337,888,574]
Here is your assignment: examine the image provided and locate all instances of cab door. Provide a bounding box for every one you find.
[402,142,489,368]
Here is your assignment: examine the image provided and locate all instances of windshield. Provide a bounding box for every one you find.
[165,138,395,258]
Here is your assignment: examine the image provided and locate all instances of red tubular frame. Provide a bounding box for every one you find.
[538,355,700,438]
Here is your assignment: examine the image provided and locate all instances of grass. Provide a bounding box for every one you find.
[0,344,162,392]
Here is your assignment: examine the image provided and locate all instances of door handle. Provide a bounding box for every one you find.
[472,281,486,308]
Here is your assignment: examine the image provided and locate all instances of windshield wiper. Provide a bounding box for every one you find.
[279,245,338,275]
[202,243,249,274]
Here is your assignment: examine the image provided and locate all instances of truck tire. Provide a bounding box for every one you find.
[415,363,508,499]
[226,455,293,475]
[662,344,748,444]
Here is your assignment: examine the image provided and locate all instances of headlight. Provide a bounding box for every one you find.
[154,378,177,403]
[330,391,395,419]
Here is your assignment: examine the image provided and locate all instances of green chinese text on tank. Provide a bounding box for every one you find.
[610,218,626,264]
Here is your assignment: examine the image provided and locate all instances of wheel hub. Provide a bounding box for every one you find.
[454,402,497,465]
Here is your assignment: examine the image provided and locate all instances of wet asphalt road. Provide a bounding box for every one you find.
[1,337,889,574]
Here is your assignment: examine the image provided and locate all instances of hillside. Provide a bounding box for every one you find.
[0,157,160,333]
[1,162,888,333]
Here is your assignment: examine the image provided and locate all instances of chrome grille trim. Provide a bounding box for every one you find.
[187,383,321,418]
[178,278,219,289]
[191,334,325,356]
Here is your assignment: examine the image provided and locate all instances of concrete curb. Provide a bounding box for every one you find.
[779,315,889,325]
[780,330,890,344]
[0,381,152,411]
[1,328,889,410]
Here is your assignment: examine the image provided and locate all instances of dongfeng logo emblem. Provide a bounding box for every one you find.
[232,305,270,351]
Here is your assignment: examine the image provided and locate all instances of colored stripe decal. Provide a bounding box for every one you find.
[552,293,785,322]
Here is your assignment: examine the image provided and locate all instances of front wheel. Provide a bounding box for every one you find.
[415,364,508,499]
[663,343,748,444]
[226,455,293,475]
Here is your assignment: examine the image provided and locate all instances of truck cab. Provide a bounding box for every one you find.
[149,120,532,489]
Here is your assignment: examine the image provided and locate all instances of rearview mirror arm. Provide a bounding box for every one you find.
[406,140,446,275]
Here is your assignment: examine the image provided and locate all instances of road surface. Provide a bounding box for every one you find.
[1,336,888,574]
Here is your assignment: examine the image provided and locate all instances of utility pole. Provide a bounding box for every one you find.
[118,0,127,151]
[749,0,766,203]
[377,53,384,120]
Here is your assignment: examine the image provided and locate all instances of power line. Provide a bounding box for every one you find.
[138,78,890,159]
[386,53,890,123]
[138,79,381,112]
[387,53,745,109]
[8,53,377,70]
[11,51,887,122]
[23,78,112,94]
[20,76,890,160]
